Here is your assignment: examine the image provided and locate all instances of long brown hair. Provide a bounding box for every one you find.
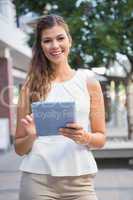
[24,14,71,103]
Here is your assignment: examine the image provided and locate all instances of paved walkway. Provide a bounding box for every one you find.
[0,147,133,200]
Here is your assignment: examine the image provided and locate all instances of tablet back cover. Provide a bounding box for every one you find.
[31,101,76,136]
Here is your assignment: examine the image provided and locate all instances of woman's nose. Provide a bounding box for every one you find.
[51,40,59,48]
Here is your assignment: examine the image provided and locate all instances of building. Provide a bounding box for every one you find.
[0,0,31,149]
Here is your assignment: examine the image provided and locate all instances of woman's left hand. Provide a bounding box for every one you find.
[59,123,91,145]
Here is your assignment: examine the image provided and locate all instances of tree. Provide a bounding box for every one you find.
[77,0,133,138]
[13,0,133,138]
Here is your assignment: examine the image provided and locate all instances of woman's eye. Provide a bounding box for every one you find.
[58,37,65,41]
[42,40,51,43]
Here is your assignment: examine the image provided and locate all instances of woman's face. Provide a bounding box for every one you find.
[41,25,71,65]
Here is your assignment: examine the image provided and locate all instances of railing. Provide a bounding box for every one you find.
[92,137,133,158]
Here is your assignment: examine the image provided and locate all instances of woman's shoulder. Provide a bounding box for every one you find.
[76,68,101,93]
[75,68,100,89]
[86,75,102,95]
[78,68,95,77]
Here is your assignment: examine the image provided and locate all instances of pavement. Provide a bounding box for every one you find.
[0,146,133,200]
[0,147,21,200]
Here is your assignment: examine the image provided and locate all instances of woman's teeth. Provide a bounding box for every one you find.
[51,52,62,55]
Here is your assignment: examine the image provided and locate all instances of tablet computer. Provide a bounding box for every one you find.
[31,101,76,136]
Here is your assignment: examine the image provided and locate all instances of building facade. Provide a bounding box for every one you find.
[0,0,31,149]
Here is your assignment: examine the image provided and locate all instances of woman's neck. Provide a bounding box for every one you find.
[52,62,75,82]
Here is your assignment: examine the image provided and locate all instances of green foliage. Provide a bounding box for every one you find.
[13,0,133,70]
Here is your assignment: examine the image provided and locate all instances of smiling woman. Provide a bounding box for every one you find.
[41,25,71,65]
[22,15,73,103]
[14,14,105,200]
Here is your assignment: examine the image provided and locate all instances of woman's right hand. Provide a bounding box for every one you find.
[21,114,37,138]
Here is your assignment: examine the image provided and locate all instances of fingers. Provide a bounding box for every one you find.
[20,113,37,136]
[59,128,81,136]
[59,122,83,135]
[21,118,29,126]
[25,114,33,123]
[30,113,33,117]
[61,131,82,143]
[66,123,83,130]
[59,123,87,144]
[21,114,34,126]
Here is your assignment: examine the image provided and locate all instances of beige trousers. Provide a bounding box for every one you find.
[19,172,98,200]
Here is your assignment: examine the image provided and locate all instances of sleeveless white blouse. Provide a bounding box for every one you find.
[20,69,98,176]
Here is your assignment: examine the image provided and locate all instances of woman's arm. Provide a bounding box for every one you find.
[60,78,106,149]
[87,78,106,148]
[14,87,37,156]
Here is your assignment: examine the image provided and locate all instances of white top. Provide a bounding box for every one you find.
[20,69,98,176]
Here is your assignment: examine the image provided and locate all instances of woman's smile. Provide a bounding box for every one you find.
[50,50,63,57]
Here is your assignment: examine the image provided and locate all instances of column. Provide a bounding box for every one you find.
[0,48,14,149]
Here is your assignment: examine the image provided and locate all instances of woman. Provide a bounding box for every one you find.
[15,14,106,200]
